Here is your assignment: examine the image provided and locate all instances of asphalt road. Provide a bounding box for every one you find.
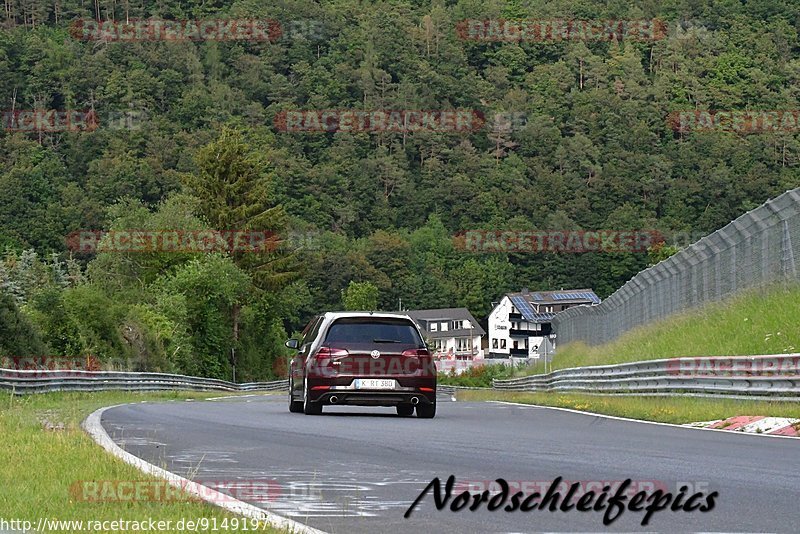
[101,395,800,533]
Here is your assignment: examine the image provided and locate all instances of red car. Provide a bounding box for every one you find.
[286,312,437,417]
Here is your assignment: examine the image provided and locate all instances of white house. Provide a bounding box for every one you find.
[406,308,485,360]
[487,288,600,359]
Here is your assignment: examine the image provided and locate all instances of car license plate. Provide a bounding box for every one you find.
[354,379,395,390]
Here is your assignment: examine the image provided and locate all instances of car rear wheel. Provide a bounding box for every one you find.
[303,377,322,415]
[416,402,436,419]
[396,404,414,417]
[288,378,303,413]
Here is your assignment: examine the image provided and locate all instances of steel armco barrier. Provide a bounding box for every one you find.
[0,368,289,395]
[492,354,800,400]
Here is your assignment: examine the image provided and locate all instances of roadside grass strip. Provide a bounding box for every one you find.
[457,389,800,438]
[0,391,296,534]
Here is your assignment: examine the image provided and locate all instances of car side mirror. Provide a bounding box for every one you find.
[285,339,299,350]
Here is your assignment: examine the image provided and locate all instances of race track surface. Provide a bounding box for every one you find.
[100,395,800,533]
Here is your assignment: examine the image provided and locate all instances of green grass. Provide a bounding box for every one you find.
[437,361,518,387]
[0,390,286,533]
[457,390,800,425]
[535,283,800,373]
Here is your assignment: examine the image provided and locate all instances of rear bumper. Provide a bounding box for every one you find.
[305,373,436,405]
[314,390,435,406]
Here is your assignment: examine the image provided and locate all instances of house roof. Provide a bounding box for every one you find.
[507,289,601,305]
[500,289,600,323]
[406,308,486,337]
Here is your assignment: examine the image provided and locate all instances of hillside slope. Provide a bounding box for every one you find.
[549,283,800,371]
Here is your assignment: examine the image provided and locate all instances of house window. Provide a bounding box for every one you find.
[440,322,448,331]
[500,339,506,349]
[512,340,518,349]
[492,339,498,349]
[430,322,437,332]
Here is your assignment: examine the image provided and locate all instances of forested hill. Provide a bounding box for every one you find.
[0,1,798,379]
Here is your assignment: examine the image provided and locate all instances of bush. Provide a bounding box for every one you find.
[437,362,517,388]
[0,293,47,357]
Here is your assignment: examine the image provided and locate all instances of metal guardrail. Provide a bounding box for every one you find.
[492,354,800,399]
[0,368,289,395]
[13,356,795,401]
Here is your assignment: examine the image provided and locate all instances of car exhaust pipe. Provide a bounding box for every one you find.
[329,395,338,404]
[410,397,419,405]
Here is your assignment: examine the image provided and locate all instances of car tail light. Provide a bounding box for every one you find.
[401,348,430,357]
[401,348,431,374]
[315,347,349,360]
[310,346,349,377]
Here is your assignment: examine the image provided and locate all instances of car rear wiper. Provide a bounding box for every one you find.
[373,338,402,343]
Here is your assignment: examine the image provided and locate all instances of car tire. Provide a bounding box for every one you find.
[416,402,436,419]
[396,404,414,417]
[303,377,322,415]
[288,378,303,413]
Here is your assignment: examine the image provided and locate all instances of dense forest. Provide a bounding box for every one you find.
[0,0,798,380]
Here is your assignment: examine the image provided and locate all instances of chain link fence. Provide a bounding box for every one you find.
[553,188,800,346]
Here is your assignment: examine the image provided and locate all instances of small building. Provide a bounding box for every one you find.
[486,289,600,359]
[406,308,485,360]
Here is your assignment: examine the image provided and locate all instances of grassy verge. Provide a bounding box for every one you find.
[437,361,519,387]
[457,390,800,425]
[0,390,286,533]
[529,283,800,374]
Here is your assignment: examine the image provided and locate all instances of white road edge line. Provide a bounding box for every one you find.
[205,394,263,401]
[488,401,800,440]
[83,403,327,534]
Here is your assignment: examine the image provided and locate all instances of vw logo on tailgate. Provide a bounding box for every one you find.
[370,350,381,359]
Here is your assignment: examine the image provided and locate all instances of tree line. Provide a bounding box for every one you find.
[0,0,798,379]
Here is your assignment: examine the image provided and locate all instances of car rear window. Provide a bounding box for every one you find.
[324,318,423,346]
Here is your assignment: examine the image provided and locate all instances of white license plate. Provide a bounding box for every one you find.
[354,379,395,390]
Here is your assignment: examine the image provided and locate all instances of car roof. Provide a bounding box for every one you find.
[322,311,415,321]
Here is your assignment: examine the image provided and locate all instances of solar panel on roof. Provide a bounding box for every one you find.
[509,295,538,322]
[509,296,559,323]
[552,292,600,303]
